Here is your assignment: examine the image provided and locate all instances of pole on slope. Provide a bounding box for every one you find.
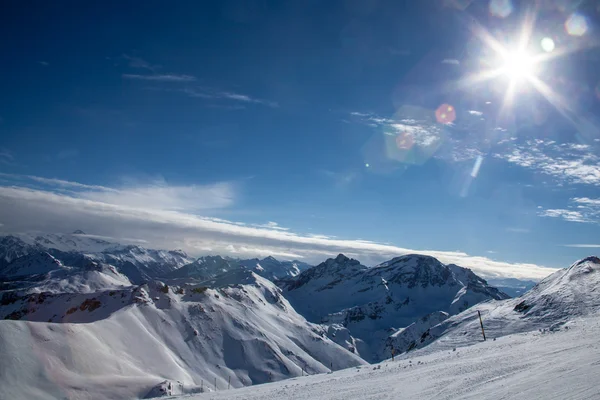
[215,377,217,391]
[201,380,203,392]
[330,361,333,371]
[228,376,231,390]
[391,348,395,361]
[477,310,486,341]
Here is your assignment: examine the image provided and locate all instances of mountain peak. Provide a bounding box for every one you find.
[72,230,86,235]
[334,253,350,263]
[573,256,600,267]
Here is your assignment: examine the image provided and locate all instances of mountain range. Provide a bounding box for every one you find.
[1,231,586,400]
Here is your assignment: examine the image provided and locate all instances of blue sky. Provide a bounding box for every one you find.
[1,0,600,279]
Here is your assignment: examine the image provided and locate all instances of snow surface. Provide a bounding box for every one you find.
[0,272,365,399]
[178,315,600,400]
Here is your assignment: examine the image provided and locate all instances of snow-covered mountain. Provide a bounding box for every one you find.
[0,233,194,285]
[0,271,365,399]
[238,256,312,280]
[392,256,600,355]
[280,254,508,361]
[166,255,241,280]
[0,235,40,269]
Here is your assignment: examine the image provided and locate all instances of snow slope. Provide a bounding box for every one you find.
[180,314,600,400]
[0,271,365,400]
[281,254,508,361]
[390,256,600,355]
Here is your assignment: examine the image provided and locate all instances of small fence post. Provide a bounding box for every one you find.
[215,377,217,391]
[228,376,231,390]
[477,310,486,341]
[201,380,203,392]
[391,348,395,361]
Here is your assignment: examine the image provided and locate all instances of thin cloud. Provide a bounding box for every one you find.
[496,139,600,186]
[506,227,530,233]
[122,54,158,71]
[562,244,600,248]
[123,74,197,82]
[0,176,558,281]
[183,88,278,108]
[38,61,49,66]
[442,59,460,65]
[539,197,600,224]
[0,149,14,165]
[253,221,289,231]
[539,209,590,223]
[0,173,234,211]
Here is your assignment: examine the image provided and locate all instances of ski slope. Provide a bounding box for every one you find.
[181,315,600,400]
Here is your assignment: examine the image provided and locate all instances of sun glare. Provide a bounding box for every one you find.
[500,50,535,81]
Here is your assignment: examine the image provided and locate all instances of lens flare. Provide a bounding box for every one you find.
[489,0,513,18]
[541,37,555,52]
[565,14,588,37]
[395,132,414,150]
[435,104,456,124]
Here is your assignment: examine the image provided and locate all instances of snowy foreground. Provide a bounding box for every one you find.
[183,316,600,400]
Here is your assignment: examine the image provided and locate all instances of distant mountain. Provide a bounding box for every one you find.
[166,255,241,280]
[0,234,194,285]
[0,235,40,269]
[394,256,600,355]
[238,256,312,280]
[486,277,537,297]
[280,254,508,361]
[167,255,312,283]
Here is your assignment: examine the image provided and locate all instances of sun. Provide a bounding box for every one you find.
[499,50,536,82]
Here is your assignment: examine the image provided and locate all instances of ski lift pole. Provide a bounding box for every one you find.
[477,310,486,341]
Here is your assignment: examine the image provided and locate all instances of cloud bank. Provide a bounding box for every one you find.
[0,175,557,281]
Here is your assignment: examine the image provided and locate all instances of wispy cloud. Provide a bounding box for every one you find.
[252,221,289,231]
[348,109,485,163]
[442,59,460,65]
[0,173,234,211]
[0,174,558,280]
[540,197,600,224]
[184,88,278,108]
[506,227,530,233]
[562,244,600,248]
[0,149,14,165]
[38,61,49,66]
[122,54,158,71]
[123,74,197,82]
[496,139,600,186]
[540,208,590,223]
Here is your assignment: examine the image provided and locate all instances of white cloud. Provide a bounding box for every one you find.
[539,209,589,223]
[123,74,197,82]
[442,59,460,65]
[496,139,600,186]
[0,173,234,211]
[253,221,289,231]
[0,177,558,281]
[539,197,600,224]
